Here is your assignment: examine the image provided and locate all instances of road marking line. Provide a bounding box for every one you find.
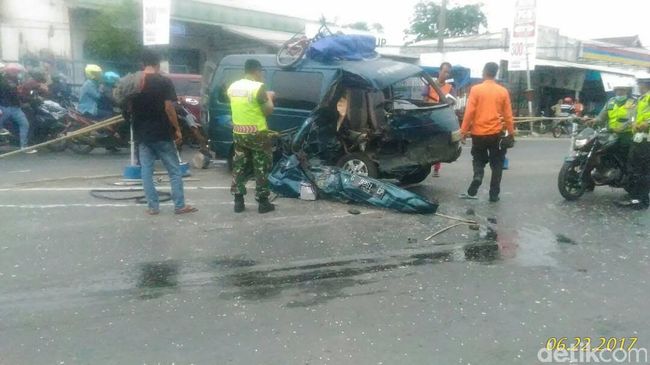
[0,202,234,209]
[0,186,231,192]
[0,204,382,222]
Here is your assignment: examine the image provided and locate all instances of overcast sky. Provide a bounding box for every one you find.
[212,0,650,46]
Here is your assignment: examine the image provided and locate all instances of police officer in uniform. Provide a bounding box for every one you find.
[228,59,276,214]
[618,78,650,210]
[592,84,636,164]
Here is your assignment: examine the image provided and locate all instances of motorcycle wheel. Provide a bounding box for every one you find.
[41,129,68,152]
[552,127,562,138]
[69,138,94,154]
[558,160,585,200]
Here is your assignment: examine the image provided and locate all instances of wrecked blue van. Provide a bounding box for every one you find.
[207,54,462,184]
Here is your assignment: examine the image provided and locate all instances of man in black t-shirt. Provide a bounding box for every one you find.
[131,49,197,215]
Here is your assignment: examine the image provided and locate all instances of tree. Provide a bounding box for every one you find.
[83,0,143,67]
[371,23,384,33]
[406,1,487,41]
[345,22,385,33]
[346,22,370,31]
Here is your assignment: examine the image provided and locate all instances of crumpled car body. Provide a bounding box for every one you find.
[269,155,438,214]
[208,55,462,184]
[290,60,462,183]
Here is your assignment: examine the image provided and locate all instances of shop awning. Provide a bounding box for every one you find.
[599,73,636,92]
[534,59,646,77]
[218,25,295,48]
[535,58,650,92]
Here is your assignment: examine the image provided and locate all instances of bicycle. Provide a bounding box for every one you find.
[276,19,333,69]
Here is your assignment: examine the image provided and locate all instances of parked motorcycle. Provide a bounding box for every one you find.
[66,110,128,154]
[558,124,633,200]
[49,75,78,109]
[552,117,578,138]
[0,97,69,152]
[533,111,553,134]
[176,103,210,154]
[66,104,210,158]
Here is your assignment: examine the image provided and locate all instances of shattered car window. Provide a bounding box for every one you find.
[392,75,443,104]
[272,71,323,110]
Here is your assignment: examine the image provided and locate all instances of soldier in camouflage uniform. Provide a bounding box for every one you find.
[227,59,276,214]
[231,132,273,201]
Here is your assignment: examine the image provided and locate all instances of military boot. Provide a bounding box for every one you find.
[258,198,275,214]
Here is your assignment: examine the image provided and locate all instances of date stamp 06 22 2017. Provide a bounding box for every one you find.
[545,337,639,352]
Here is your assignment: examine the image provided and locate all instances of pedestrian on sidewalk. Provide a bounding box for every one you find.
[459,62,515,202]
[130,49,197,216]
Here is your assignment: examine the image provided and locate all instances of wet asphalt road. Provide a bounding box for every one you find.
[1,139,649,365]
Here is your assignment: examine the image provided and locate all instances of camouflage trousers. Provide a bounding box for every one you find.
[231,132,273,200]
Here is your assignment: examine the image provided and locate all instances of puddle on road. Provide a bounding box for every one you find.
[127,240,500,306]
[500,225,579,267]
[217,241,500,306]
[127,220,576,306]
[212,257,258,269]
[556,233,578,245]
[136,261,179,299]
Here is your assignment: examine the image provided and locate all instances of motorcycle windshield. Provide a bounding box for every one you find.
[576,127,596,141]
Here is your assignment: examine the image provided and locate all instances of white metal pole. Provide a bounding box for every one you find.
[130,124,135,166]
[129,124,135,166]
[525,43,534,134]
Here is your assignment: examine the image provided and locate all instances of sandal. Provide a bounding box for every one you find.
[175,205,198,215]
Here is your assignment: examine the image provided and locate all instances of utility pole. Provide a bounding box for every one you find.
[525,45,535,134]
[437,0,447,52]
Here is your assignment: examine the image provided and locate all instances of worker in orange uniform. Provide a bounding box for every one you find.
[424,62,453,177]
[459,62,515,202]
[574,97,584,117]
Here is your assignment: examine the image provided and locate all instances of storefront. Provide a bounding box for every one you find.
[408,26,650,117]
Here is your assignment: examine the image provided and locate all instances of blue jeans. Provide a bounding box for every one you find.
[139,140,185,211]
[0,106,30,148]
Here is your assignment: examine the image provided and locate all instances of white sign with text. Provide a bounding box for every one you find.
[508,0,537,71]
[142,0,171,46]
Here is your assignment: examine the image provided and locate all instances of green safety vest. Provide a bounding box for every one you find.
[227,78,268,134]
[636,93,650,126]
[606,97,635,133]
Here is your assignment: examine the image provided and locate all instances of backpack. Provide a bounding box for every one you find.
[113,71,145,107]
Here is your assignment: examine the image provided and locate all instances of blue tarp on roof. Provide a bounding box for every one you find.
[307,35,378,63]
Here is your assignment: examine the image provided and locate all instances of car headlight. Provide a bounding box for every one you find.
[451,130,462,142]
[574,139,588,148]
